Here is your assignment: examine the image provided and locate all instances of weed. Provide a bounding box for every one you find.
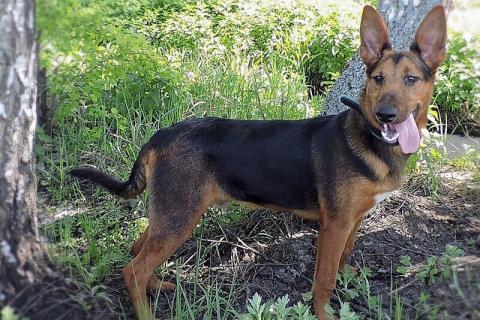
[239,293,316,320]
[417,245,464,285]
[395,255,413,276]
[395,245,465,286]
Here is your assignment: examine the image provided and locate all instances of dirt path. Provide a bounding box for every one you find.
[444,134,480,158]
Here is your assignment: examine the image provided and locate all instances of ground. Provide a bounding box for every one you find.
[33,167,480,320]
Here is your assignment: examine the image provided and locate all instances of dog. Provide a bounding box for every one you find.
[70,5,447,320]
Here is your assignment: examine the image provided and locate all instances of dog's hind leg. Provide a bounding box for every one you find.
[131,227,176,292]
[131,228,148,256]
[122,162,221,319]
[123,233,178,319]
[123,202,211,319]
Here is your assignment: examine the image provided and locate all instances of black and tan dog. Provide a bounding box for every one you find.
[70,5,447,320]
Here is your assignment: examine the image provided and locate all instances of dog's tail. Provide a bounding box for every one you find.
[69,150,148,199]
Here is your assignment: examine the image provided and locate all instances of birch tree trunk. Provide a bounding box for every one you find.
[0,0,51,308]
[323,0,450,115]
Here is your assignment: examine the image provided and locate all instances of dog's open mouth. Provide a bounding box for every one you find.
[381,124,400,144]
[380,111,420,154]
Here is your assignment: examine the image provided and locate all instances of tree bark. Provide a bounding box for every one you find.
[323,0,450,115]
[0,0,51,308]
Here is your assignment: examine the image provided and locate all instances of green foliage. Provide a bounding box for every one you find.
[395,245,465,286]
[434,32,480,113]
[38,0,356,122]
[325,302,361,320]
[239,293,316,320]
[167,246,240,320]
[44,209,148,285]
[337,266,362,301]
[42,20,178,122]
[416,245,465,285]
[395,255,413,275]
[305,12,357,90]
[432,31,480,134]
[416,291,440,320]
[335,266,382,317]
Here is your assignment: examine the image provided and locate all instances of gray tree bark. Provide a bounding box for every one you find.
[0,0,51,308]
[323,0,450,115]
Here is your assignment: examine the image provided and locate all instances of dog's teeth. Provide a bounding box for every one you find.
[381,130,390,140]
[381,129,398,143]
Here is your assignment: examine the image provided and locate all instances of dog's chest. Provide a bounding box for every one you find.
[363,191,393,216]
[374,191,392,205]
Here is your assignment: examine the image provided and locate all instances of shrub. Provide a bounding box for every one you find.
[305,12,358,92]
[434,32,480,113]
[39,0,183,125]
[433,32,480,134]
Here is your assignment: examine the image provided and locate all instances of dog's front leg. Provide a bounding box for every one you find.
[338,217,364,271]
[312,214,354,320]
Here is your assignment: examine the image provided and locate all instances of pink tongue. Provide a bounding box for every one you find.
[392,113,420,154]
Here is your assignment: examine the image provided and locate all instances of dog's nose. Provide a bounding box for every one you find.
[375,106,397,124]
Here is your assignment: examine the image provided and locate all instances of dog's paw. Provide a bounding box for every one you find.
[147,277,176,292]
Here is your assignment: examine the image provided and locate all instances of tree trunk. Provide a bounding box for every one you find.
[323,0,450,115]
[0,0,51,309]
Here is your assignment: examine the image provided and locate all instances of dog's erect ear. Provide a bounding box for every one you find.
[360,5,391,68]
[411,5,447,72]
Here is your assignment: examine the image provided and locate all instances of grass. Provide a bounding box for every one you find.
[35,0,480,319]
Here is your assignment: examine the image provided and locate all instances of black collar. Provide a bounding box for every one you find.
[340,97,398,146]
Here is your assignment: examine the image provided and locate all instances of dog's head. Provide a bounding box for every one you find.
[359,5,447,154]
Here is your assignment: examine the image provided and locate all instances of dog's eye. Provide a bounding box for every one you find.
[405,75,418,86]
[373,75,383,85]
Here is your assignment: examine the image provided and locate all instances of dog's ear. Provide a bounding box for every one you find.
[411,5,447,72]
[360,5,391,68]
